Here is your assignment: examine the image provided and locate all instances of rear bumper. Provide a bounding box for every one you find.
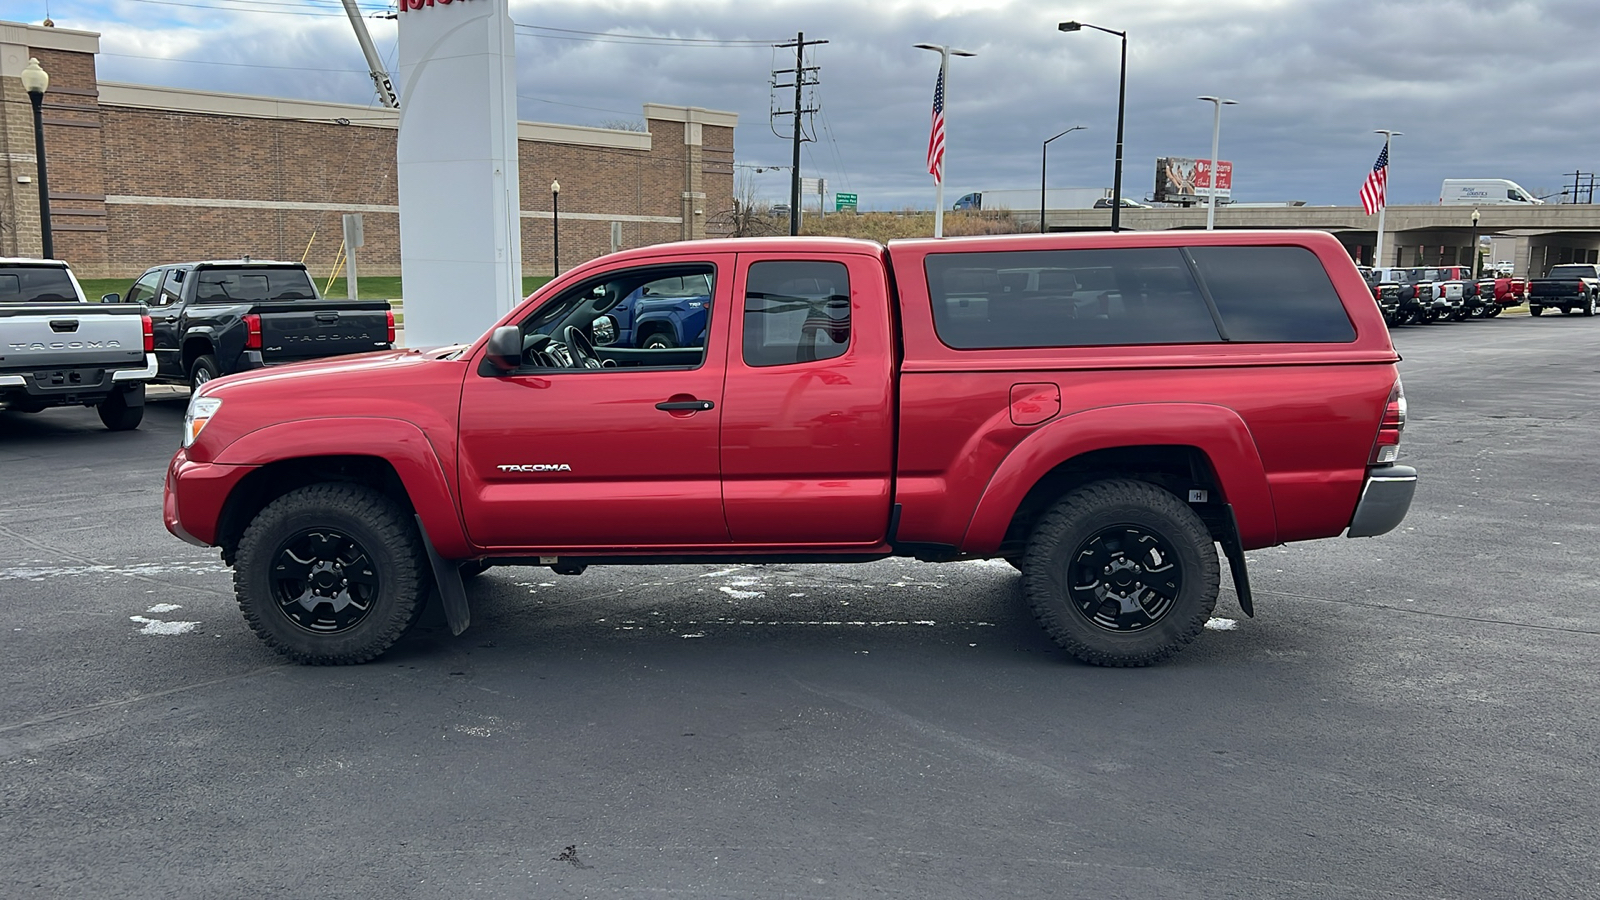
[1347,465,1417,538]
[0,353,153,407]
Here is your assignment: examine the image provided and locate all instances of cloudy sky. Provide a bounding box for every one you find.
[19,0,1600,210]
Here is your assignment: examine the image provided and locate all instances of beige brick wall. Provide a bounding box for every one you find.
[1,42,736,282]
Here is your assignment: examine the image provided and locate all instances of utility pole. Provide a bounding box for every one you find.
[773,33,826,236]
[341,0,399,108]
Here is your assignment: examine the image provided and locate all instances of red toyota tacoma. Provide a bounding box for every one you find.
[165,231,1416,667]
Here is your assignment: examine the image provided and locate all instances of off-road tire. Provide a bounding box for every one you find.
[1021,479,1219,667]
[1530,305,1543,317]
[190,354,220,392]
[96,387,143,431]
[234,483,427,665]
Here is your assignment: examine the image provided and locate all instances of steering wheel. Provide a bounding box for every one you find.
[563,325,604,369]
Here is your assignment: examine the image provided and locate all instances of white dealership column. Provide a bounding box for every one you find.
[396,0,522,347]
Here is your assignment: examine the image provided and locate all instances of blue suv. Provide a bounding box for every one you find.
[599,273,713,349]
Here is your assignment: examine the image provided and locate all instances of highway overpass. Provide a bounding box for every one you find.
[1041,204,1600,276]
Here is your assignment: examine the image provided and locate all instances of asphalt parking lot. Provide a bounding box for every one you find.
[2,314,1597,899]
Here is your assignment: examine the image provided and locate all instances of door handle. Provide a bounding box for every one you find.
[655,399,714,411]
[163,315,178,323]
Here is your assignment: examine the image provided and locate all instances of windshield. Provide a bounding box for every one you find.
[193,267,318,302]
[0,265,78,303]
[1547,265,1598,279]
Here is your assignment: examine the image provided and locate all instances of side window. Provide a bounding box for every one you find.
[742,261,851,367]
[155,269,184,307]
[511,263,715,371]
[925,248,1220,349]
[1186,247,1356,343]
[124,271,162,306]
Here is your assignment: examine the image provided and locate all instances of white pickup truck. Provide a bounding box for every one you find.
[0,258,155,430]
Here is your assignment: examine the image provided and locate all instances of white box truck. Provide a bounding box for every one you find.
[1440,179,1543,205]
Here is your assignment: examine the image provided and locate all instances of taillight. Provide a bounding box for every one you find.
[141,315,154,353]
[243,313,262,350]
[386,309,396,345]
[1370,379,1407,465]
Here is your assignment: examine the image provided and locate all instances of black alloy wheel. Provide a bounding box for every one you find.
[1065,525,1183,633]
[1022,479,1219,667]
[234,483,427,664]
[268,528,382,634]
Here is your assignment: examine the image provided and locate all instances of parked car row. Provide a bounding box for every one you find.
[2,257,393,431]
[1359,265,1531,326]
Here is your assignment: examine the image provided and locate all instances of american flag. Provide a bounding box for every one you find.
[1360,143,1388,216]
[926,68,946,183]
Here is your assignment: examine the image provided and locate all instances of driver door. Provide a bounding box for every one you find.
[457,257,734,550]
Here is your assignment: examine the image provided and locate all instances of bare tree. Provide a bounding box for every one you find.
[708,168,782,238]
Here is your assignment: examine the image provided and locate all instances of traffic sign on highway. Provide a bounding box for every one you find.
[836,192,858,212]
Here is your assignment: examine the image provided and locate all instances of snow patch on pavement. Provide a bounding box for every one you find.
[128,616,200,635]
[1205,617,1238,631]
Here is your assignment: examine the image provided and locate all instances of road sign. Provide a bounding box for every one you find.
[835,192,858,212]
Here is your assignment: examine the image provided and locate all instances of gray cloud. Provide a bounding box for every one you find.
[53,0,1600,209]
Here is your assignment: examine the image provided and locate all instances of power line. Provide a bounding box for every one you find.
[120,0,393,17]
[513,24,780,46]
[99,51,369,74]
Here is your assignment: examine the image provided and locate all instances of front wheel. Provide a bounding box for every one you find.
[234,483,428,664]
[1021,479,1220,667]
[641,332,678,350]
[1584,295,1597,317]
[96,386,144,431]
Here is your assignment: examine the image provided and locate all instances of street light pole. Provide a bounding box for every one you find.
[914,43,975,238]
[1040,126,1086,234]
[1471,208,1481,278]
[20,58,53,259]
[550,180,561,276]
[1373,129,1401,269]
[1197,96,1236,231]
[1058,22,1127,231]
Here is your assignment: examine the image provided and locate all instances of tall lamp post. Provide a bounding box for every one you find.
[1197,96,1236,231]
[1040,125,1086,233]
[1058,21,1127,231]
[913,43,975,239]
[550,180,561,276]
[20,58,53,259]
[1470,207,1481,278]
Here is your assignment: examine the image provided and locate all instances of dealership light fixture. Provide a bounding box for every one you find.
[1197,96,1237,231]
[1059,22,1128,231]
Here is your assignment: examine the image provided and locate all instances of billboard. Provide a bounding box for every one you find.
[1154,157,1233,203]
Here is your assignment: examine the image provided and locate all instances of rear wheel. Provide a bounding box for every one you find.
[1530,305,1543,317]
[96,386,143,431]
[234,483,427,665]
[1584,294,1597,317]
[189,354,220,392]
[1021,479,1219,667]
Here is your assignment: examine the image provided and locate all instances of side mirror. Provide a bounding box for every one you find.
[101,293,121,304]
[592,315,617,346]
[485,326,521,372]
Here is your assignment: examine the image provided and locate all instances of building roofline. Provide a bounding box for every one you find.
[0,19,100,56]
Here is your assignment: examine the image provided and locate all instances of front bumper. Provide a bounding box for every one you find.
[1347,465,1417,538]
[164,449,255,547]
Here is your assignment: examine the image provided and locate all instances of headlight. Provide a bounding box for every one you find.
[183,395,222,448]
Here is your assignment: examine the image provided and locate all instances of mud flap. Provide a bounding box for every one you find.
[415,515,470,636]
[1217,504,1255,618]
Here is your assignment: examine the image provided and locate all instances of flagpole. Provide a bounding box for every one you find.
[1373,129,1400,267]
[935,50,947,238]
[915,43,974,239]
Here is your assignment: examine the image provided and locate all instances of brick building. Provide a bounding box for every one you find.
[0,19,736,279]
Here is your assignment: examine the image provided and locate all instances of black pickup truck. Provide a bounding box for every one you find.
[1526,263,1600,317]
[104,260,394,390]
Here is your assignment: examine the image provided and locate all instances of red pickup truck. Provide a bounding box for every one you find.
[164,231,1416,667]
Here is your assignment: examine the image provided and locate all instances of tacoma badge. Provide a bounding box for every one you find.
[497,464,572,473]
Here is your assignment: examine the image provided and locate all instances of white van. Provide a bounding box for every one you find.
[1440,179,1543,205]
